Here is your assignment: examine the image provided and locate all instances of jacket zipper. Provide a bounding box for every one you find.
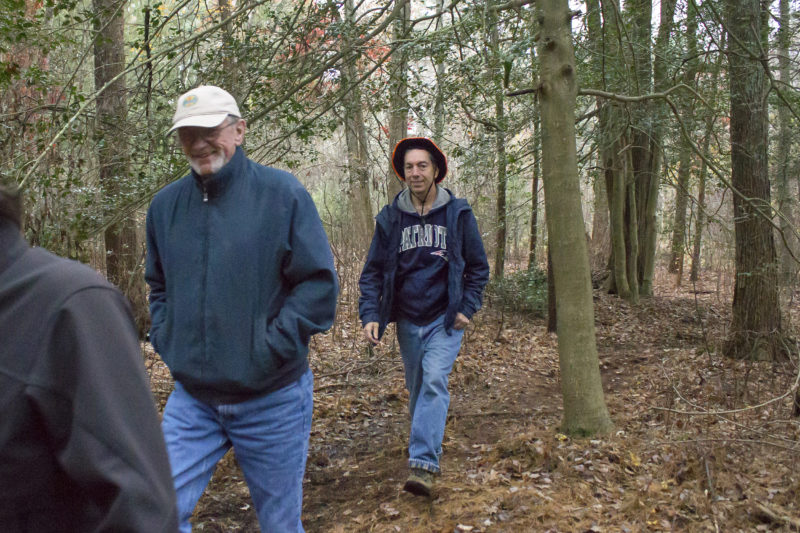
[201,187,210,376]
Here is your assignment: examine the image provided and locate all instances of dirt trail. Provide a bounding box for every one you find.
[146,277,800,532]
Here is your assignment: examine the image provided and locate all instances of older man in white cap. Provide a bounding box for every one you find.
[145,86,338,532]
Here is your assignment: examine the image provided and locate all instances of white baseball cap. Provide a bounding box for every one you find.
[168,85,241,133]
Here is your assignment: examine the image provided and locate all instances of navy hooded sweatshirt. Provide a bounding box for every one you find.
[359,187,489,340]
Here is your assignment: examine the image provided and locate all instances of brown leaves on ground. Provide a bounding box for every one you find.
[144,271,800,532]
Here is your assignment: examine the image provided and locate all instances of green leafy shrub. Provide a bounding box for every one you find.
[486,268,548,317]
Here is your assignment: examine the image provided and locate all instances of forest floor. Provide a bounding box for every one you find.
[144,270,800,532]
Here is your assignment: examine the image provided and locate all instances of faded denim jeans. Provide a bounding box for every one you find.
[161,369,313,532]
[396,314,464,474]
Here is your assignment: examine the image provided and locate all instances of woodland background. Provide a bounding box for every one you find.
[4,0,800,530]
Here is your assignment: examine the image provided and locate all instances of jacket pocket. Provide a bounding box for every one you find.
[150,304,170,354]
[253,314,280,374]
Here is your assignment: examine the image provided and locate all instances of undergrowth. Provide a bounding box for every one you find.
[485,267,548,317]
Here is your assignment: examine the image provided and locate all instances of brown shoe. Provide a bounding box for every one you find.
[403,468,434,497]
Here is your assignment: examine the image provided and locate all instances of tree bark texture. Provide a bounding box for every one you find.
[775,0,797,284]
[387,0,409,201]
[668,145,691,278]
[668,3,698,281]
[93,0,148,336]
[724,0,784,360]
[342,0,374,252]
[590,153,611,273]
[691,36,724,282]
[596,0,635,302]
[608,138,632,300]
[635,0,677,296]
[528,26,541,271]
[489,5,507,279]
[537,0,613,435]
[529,112,541,270]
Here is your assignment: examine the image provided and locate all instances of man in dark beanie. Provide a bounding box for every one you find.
[359,137,489,497]
[0,184,178,531]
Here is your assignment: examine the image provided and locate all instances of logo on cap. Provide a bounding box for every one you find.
[183,95,199,108]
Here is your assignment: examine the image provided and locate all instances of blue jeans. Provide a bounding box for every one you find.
[161,369,313,533]
[396,314,464,474]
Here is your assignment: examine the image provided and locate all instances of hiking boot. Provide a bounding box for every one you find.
[403,468,434,497]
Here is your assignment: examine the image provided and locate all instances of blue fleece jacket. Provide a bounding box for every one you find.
[145,147,338,404]
[359,187,489,339]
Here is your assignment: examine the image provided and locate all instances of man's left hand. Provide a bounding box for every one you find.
[453,312,470,330]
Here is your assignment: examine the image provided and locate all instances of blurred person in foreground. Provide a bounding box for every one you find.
[0,184,178,531]
[359,137,489,497]
[145,85,338,532]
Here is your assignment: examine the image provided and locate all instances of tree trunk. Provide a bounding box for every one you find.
[342,0,374,251]
[387,0,410,202]
[547,248,556,333]
[690,140,707,282]
[489,5,507,279]
[585,0,610,276]
[537,0,613,435]
[529,113,541,270]
[590,152,610,273]
[775,0,797,284]
[668,3,698,282]
[627,0,653,295]
[724,0,784,360]
[690,32,724,283]
[93,0,147,336]
[609,139,632,300]
[528,31,541,271]
[668,145,691,278]
[636,0,677,296]
[624,154,639,304]
[596,0,634,301]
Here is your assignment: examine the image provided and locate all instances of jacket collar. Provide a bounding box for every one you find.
[379,188,467,233]
[0,222,27,278]
[192,146,246,198]
[396,186,451,214]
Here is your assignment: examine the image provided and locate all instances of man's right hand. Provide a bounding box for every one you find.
[363,322,380,345]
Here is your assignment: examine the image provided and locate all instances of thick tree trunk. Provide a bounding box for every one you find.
[724,0,784,360]
[537,0,613,436]
[93,0,147,336]
[547,248,556,332]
